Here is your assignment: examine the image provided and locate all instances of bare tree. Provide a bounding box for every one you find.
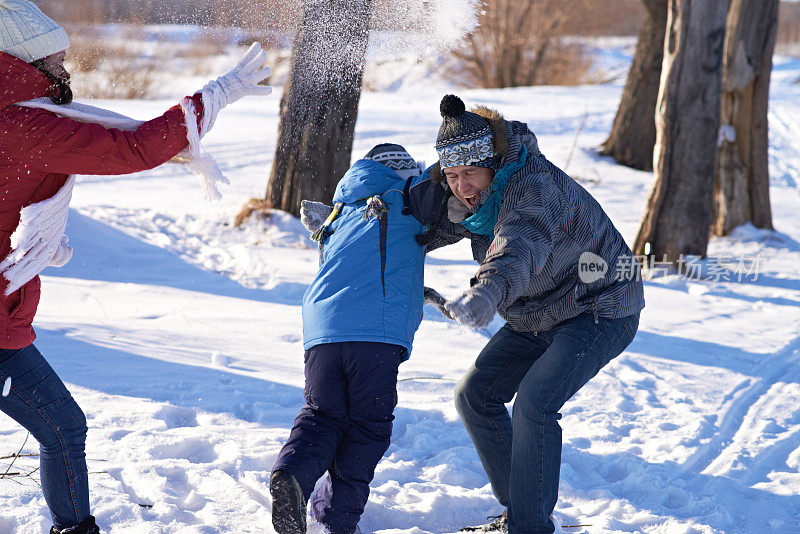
[633,0,729,262]
[777,1,800,44]
[712,0,778,236]
[600,0,667,171]
[237,0,371,222]
[453,0,592,88]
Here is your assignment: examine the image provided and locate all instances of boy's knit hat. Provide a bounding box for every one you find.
[0,0,69,63]
[364,143,423,180]
[435,94,500,170]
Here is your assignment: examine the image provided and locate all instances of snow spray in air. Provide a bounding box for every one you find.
[277,0,482,146]
[285,0,482,95]
[368,0,483,56]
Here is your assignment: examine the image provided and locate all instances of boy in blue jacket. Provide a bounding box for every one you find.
[270,144,446,534]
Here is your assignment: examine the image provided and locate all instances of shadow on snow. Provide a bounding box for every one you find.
[44,210,307,305]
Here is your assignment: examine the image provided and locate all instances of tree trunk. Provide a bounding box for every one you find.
[633,0,728,262]
[712,0,777,235]
[600,0,668,171]
[264,0,371,217]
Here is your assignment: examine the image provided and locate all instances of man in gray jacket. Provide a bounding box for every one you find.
[429,95,645,534]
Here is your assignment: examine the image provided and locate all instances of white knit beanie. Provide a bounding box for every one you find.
[0,0,69,63]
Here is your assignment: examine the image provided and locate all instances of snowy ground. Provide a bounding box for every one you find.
[3,57,800,533]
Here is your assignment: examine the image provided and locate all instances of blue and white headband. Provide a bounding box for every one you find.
[437,132,498,169]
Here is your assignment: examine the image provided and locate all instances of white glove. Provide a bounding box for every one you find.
[48,235,73,268]
[444,287,498,329]
[197,42,272,134]
[212,42,272,105]
[300,200,333,234]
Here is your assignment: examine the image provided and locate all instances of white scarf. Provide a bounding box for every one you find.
[0,175,75,295]
[1,95,227,295]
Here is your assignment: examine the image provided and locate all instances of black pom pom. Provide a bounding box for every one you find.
[440,94,465,118]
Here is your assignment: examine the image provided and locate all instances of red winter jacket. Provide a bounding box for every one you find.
[0,51,204,349]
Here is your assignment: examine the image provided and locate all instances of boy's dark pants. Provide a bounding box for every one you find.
[272,341,405,534]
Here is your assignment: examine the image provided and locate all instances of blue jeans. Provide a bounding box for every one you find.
[455,312,639,534]
[0,344,90,530]
[273,341,405,534]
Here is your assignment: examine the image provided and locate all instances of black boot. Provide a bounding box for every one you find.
[270,470,307,534]
[459,512,508,533]
[50,515,100,534]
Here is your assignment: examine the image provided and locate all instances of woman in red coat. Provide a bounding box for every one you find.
[0,2,271,532]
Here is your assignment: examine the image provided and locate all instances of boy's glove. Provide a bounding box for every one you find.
[445,286,498,329]
[300,200,333,234]
[423,286,454,320]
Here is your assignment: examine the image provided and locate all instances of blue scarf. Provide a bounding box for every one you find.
[460,145,528,237]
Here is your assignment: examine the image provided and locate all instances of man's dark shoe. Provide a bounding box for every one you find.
[459,512,508,533]
[50,515,100,534]
[270,470,307,534]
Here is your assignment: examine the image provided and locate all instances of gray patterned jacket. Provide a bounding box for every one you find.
[428,115,645,332]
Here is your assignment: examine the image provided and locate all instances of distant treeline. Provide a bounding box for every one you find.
[779,1,800,43]
[37,0,271,28]
[36,0,800,42]
[38,0,646,34]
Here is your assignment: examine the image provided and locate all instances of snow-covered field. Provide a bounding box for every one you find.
[3,54,800,533]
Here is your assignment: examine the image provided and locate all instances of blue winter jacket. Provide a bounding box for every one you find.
[302,159,443,355]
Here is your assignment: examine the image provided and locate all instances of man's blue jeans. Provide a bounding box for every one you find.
[0,344,90,530]
[455,312,639,534]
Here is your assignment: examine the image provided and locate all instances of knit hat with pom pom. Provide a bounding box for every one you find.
[435,94,500,170]
[0,0,69,63]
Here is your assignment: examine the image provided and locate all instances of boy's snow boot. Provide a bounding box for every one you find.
[459,512,508,533]
[270,470,307,534]
[50,515,100,534]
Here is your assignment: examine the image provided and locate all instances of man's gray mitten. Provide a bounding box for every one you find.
[300,200,333,234]
[444,286,498,329]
